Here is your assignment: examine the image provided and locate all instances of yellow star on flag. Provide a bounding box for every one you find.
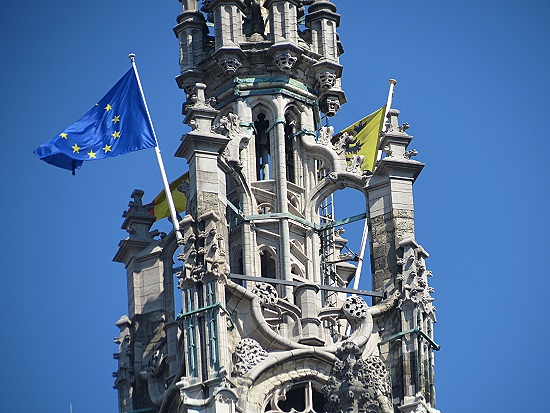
[105,104,112,111]
[72,144,80,153]
[87,150,97,159]
[60,133,68,139]
[112,115,120,124]
[102,145,112,153]
[112,131,121,139]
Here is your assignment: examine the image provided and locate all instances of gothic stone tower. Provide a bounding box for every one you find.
[112,1,440,413]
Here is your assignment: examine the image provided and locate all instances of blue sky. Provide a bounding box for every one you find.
[1,1,549,412]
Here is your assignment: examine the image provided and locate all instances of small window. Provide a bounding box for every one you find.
[284,115,296,183]
[255,113,271,180]
[260,248,276,279]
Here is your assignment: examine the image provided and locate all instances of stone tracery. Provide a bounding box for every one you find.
[113,2,440,413]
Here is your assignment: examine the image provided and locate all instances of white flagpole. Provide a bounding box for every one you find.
[352,79,397,292]
[128,54,183,243]
[384,79,397,125]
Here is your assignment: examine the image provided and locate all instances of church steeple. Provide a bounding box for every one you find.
[112,2,441,413]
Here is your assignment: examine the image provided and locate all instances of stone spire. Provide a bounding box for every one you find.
[112,2,441,413]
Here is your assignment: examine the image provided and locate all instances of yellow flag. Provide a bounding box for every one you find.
[340,105,386,172]
[151,172,189,221]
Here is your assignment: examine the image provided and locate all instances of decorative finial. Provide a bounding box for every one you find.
[128,53,136,63]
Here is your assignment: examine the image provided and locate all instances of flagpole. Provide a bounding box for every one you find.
[352,79,397,292]
[384,79,397,126]
[128,54,183,243]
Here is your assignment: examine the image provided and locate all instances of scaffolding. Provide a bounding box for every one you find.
[317,167,338,309]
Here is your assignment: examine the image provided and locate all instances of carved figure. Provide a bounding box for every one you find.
[404,149,418,159]
[213,112,245,165]
[346,153,365,173]
[332,131,354,155]
[316,70,337,90]
[322,342,392,413]
[124,189,149,216]
[320,96,341,117]
[318,125,334,146]
[243,0,265,38]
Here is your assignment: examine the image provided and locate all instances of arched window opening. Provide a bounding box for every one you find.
[260,248,277,279]
[319,188,372,306]
[284,114,296,183]
[255,113,271,180]
[230,245,245,286]
[265,382,324,413]
[319,188,372,305]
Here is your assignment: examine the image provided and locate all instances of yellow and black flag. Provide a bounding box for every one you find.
[149,172,189,221]
[339,105,386,172]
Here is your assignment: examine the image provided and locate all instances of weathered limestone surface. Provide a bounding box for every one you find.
[370,209,415,293]
[112,2,441,413]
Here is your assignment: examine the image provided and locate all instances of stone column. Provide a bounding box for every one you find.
[207,0,247,76]
[294,283,323,345]
[367,109,424,293]
[174,83,232,402]
[174,1,208,95]
[272,97,293,299]
[305,0,346,117]
[113,190,175,412]
[367,109,440,410]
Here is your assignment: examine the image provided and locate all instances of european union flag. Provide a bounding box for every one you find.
[34,68,157,174]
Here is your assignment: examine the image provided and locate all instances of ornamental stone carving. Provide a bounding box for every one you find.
[342,295,369,320]
[233,338,268,376]
[398,122,410,133]
[125,190,146,214]
[177,180,190,206]
[328,172,338,182]
[398,240,436,320]
[386,109,401,133]
[316,70,337,90]
[274,52,298,71]
[346,153,365,174]
[252,282,278,306]
[318,125,333,146]
[148,349,166,377]
[212,113,242,138]
[218,57,242,75]
[332,131,354,155]
[404,149,418,159]
[113,315,134,391]
[322,342,392,413]
[320,96,341,117]
[213,112,248,165]
[177,212,228,286]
